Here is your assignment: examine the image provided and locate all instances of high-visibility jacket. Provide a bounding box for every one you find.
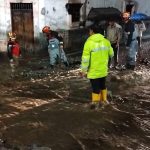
[81,33,114,79]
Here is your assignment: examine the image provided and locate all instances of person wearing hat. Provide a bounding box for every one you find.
[7,32,21,68]
[7,32,16,62]
[42,26,69,68]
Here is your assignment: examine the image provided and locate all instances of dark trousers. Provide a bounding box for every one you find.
[7,45,13,60]
[90,77,106,94]
[137,36,141,47]
[111,43,119,66]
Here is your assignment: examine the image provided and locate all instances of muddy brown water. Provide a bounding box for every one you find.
[0,55,150,150]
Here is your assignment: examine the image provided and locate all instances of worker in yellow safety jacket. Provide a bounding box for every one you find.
[80,24,114,109]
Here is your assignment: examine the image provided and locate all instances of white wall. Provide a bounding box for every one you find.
[0,0,150,52]
[136,0,150,16]
[43,0,71,30]
[0,0,46,51]
[0,0,9,51]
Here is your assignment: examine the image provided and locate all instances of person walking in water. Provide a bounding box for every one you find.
[42,26,69,68]
[80,25,114,109]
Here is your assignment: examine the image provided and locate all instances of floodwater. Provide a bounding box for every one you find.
[0,53,150,150]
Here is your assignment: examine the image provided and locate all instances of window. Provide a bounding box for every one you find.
[66,3,82,22]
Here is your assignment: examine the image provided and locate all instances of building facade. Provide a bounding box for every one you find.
[0,0,149,53]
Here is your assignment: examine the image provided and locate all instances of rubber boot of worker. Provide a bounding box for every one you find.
[101,89,109,105]
[99,92,103,106]
[90,93,100,110]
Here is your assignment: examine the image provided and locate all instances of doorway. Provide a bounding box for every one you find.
[11,3,34,52]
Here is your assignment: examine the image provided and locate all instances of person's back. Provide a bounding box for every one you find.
[83,33,113,79]
[80,24,114,109]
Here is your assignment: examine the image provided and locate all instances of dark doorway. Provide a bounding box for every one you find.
[66,3,82,22]
[11,3,34,52]
[125,1,137,15]
[126,4,134,14]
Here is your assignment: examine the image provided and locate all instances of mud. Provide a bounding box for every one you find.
[0,53,150,150]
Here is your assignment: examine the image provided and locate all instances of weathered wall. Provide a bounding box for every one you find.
[0,0,75,52]
[136,0,150,16]
[0,0,150,53]
[0,0,6,52]
[43,0,70,30]
[0,0,46,52]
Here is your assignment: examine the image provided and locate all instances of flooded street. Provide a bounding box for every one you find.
[0,53,150,150]
[1,0,150,149]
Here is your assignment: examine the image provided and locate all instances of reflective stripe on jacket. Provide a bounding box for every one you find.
[81,33,114,79]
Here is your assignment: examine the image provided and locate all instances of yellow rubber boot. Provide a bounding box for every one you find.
[91,93,100,109]
[99,92,102,101]
[92,93,100,103]
[101,89,109,105]
[99,92,103,106]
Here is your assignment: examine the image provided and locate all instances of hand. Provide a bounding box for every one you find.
[125,32,130,35]
[116,43,119,47]
[79,71,87,78]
